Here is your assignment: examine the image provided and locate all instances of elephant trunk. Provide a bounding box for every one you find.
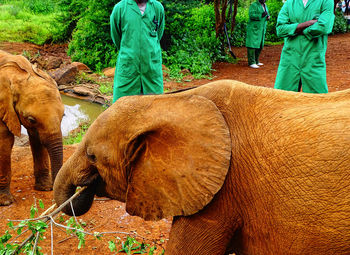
[45,136,63,183]
[53,155,98,216]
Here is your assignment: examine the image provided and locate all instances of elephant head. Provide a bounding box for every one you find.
[54,93,231,219]
[0,50,64,193]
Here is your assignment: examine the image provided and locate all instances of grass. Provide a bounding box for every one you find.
[98,82,113,95]
[265,40,284,46]
[0,3,61,44]
[63,122,90,145]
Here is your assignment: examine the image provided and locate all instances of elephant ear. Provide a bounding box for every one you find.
[125,95,231,221]
[0,77,21,137]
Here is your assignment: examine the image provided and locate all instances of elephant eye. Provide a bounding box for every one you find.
[86,148,96,163]
[28,116,37,124]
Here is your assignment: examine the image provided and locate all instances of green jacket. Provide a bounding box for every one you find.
[110,0,165,102]
[274,0,334,93]
[246,0,269,48]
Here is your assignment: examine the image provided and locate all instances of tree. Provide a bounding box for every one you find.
[214,0,239,36]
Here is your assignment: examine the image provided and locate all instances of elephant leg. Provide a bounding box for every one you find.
[166,213,238,255]
[29,132,52,191]
[0,121,14,205]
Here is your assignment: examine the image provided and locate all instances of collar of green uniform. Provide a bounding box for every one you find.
[127,0,155,5]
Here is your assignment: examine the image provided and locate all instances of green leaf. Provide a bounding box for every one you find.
[30,205,38,219]
[38,199,44,209]
[108,240,116,252]
[17,227,23,235]
[0,231,12,244]
[6,222,14,229]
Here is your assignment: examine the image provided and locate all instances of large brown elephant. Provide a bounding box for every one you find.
[54,80,350,254]
[0,50,64,206]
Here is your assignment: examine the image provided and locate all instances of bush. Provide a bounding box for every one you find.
[230,7,249,47]
[66,0,118,71]
[265,0,284,42]
[23,0,57,14]
[54,0,89,42]
[332,9,348,34]
[164,3,226,76]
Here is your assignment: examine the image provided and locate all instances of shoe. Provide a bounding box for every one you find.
[257,62,264,66]
[249,64,259,68]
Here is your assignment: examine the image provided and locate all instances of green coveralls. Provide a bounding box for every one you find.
[274,0,334,93]
[110,0,165,102]
[246,0,269,66]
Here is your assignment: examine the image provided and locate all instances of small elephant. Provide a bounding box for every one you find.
[54,80,350,254]
[0,50,64,205]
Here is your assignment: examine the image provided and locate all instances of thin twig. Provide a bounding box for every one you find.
[9,203,57,223]
[31,232,40,255]
[41,203,56,217]
[50,220,53,255]
[9,229,29,244]
[49,217,94,236]
[70,200,79,226]
[94,198,112,201]
[57,235,74,244]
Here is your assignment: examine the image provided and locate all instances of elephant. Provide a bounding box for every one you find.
[0,50,64,206]
[54,80,350,254]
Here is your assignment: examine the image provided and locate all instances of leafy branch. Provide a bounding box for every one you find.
[0,187,165,254]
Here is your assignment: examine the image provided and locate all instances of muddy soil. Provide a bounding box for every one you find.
[0,33,349,254]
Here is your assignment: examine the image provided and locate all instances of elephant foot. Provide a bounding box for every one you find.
[34,176,53,191]
[0,190,14,206]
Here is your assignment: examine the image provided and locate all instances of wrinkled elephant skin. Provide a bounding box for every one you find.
[0,50,64,206]
[54,80,350,254]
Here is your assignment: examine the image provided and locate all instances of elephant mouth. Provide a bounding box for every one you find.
[58,173,107,216]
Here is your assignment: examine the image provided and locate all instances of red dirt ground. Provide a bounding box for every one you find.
[0,33,349,254]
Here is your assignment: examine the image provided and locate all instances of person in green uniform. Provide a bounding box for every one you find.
[246,0,270,69]
[110,0,165,102]
[274,0,334,93]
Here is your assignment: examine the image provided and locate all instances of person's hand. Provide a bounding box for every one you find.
[262,11,268,18]
[295,19,317,34]
[305,19,317,27]
[267,15,271,20]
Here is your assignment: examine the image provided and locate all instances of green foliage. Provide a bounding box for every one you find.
[0,199,164,254]
[53,0,88,41]
[164,3,226,77]
[0,0,58,14]
[264,0,284,42]
[63,122,90,145]
[0,201,48,255]
[65,217,86,249]
[108,236,160,255]
[22,0,57,14]
[64,0,118,71]
[99,81,114,95]
[332,10,349,34]
[0,2,62,44]
[230,7,249,47]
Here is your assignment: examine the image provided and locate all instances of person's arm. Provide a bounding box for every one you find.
[249,3,262,21]
[157,3,165,40]
[303,0,335,40]
[110,4,122,50]
[276,2,299,37]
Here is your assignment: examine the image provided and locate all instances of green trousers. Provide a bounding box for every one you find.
[247,47,262,65]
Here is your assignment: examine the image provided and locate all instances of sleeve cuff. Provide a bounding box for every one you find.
[290,23,299,36]
[303,27,313,40]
